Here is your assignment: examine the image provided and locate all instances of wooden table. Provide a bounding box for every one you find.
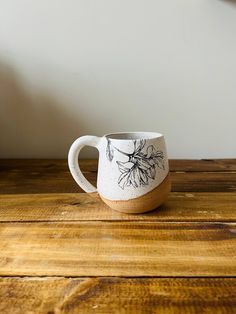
[0,159,236,313]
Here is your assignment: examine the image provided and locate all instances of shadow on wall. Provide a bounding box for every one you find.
[221,0,236,4]
[0,61,98,158]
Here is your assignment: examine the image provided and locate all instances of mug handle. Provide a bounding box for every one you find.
[68,135,101,193]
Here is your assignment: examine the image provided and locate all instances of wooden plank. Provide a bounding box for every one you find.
[1,158,236,172]
[0,159,98,172]
[1,159,236,194]
[171,172,236,192]
[170,159,236,172]
[0,172,236,194]
[0,159,96,194]
[0,277,236,314]
[0,169,96,194]
[0,222,235,276]
[1,192,236,222]
[1,170,236,194]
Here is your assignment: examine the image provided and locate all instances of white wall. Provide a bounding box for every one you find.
[0,0,236,158]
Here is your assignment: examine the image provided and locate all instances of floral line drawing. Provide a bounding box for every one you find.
[106,138,165,189]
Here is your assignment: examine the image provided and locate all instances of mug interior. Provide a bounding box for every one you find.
[105,132,163,140]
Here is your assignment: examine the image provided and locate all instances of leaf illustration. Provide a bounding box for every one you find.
[117,161,133,173]
[144,146,165,169]
[110,139,165,189]
[146,165,156,179]
[106,138,114,162]
[134,139,146,153]
[146,145,155,158]
[117,161,151,189]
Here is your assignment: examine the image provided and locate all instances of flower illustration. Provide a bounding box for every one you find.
[106,138,165,189]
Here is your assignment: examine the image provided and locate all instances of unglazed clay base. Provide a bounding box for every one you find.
[100,174,171,214]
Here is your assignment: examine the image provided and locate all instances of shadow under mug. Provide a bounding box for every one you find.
[68,132,171,214]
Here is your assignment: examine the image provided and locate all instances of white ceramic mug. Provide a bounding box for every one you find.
[68,132,171,214]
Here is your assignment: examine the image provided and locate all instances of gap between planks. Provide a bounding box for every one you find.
[0,275,236,279]
[0,220,235,225]
[1,220,236,224]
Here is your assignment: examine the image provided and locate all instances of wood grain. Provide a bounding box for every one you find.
[0,222,235,276]
[1,158,236,172]
[1,159,236,313]
[0,159,98,172]
[0,165,94,194]
[0,277,236,314]
[1,192,236,222]
[1,169,236,194]
[171,172,236,192]
[169,159,236,172]
[1,159,236,194]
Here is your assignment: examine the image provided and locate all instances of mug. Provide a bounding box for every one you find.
[68,132,171,214]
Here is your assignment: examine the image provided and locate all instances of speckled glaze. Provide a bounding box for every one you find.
[68,132,169,203]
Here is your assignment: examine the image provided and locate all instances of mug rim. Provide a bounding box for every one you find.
[104,131,163,141]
